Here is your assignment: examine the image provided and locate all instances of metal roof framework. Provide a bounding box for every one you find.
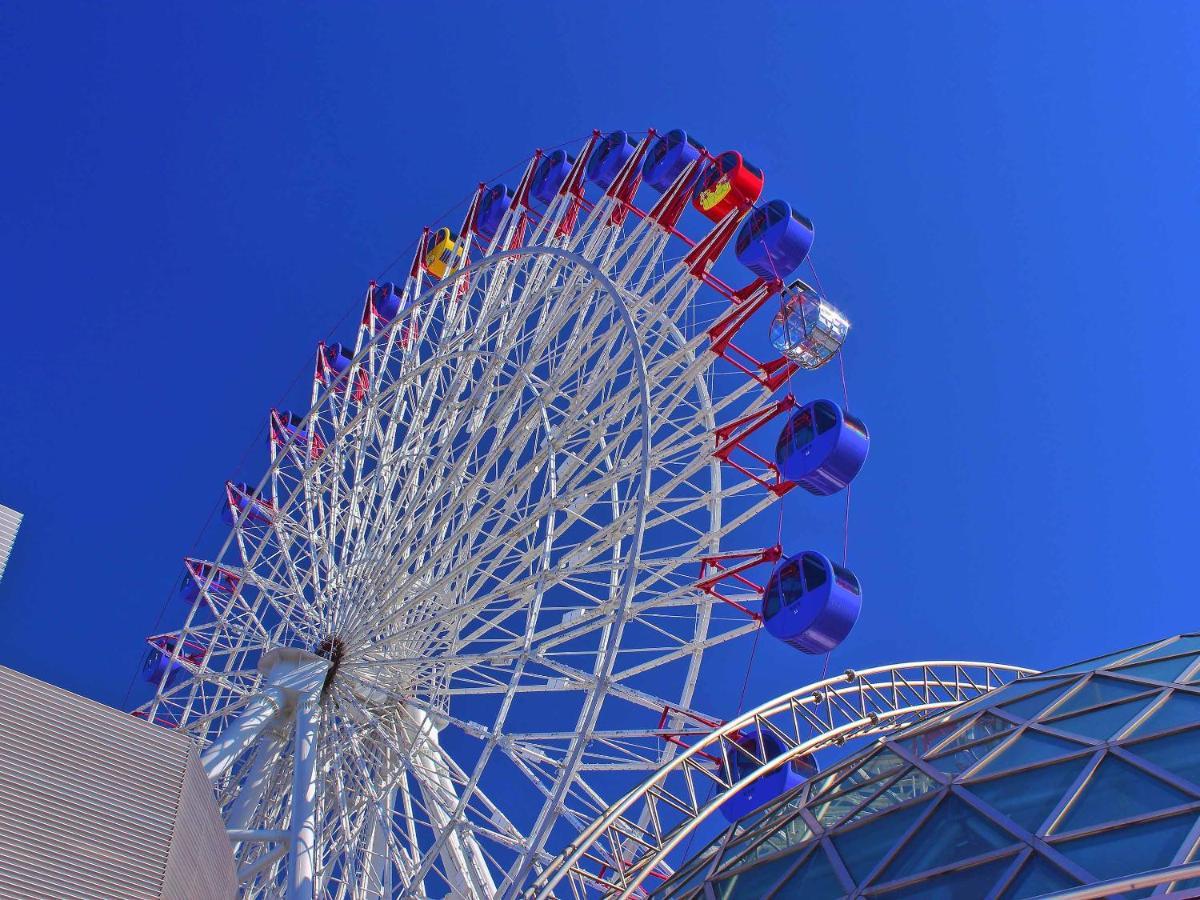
[580,635,1200,900]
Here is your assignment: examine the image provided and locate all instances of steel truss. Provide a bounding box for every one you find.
[529,661,1035,899]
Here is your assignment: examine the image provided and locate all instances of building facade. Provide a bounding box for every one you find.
[0,502,21,584]
[656,634,1200,898]
[0,665,236,899]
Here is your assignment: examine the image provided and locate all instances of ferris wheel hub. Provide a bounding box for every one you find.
[315,636,347,695]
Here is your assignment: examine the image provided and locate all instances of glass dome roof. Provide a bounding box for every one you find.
[654,634,1200,899]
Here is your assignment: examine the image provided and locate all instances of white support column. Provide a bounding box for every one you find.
[402,708,496,899]
[360,787,397,898]
[202,647,330,782]
[202,688,286,781]
[203,647,330,898]
[288,691,321,900]
[225,724,288,831]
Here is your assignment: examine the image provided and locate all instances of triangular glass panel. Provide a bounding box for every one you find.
[843,768,939,826]
[999,855,1080,898]
[893,719,966,757]
[1053,676,1155,717]
[998,682,1076,721]
[815,783,887,829]
[933,713,1013,753]
[874,855,1014,898]
[1130,691,1200,738]
[809,749,905,803]
[762,845,843,900]
[653,854,713,899]
[878,794,1017,881]
[970,756,1091,834]
[976,730,1088,777]
[927,733,1009,777]
[1038,642,1161,676]
[1054,811,1196,880]
[1113,654,1197,684]
[816,749,906,804]
[1043,696,1152,741]
[944,675,1073,721]
[1119,635,1200,664]
[1056,754,1191,833]
[830,797,933,882]
[1126,728,1200,790]
[712,844,805,899]
[724,811,814,870]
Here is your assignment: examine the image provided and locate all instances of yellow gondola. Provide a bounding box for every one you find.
[424,227,463,279]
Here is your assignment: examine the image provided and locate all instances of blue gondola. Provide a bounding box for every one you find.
[719,725,818,822]
[642,129,704,193]
[222,482,272,526]
[323,343,353,375]
[373,281,403,322]
[762,551,862,654]
[143,643,185,686]
[735,200,815,280]
[531,150,575,205]
[318,342,368,401]
[587,130,637,191]
[775,400,869,495]
[273,410,324,459]
[179,562,237,604]
[476,183,514,240]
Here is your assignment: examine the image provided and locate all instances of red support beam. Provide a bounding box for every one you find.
[604,129,655,226]
[706,278,799,392]
[645,152,709,233]
[554,130,601,239]
[697,545,783,621]
[713,396,798,497]
[657,705,725,763]
[408,227,430,281]
[460,183,486,240]
[683,205,749,279]
[512,150,542,212]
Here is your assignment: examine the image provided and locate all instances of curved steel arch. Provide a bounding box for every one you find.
[529,660,1036,899]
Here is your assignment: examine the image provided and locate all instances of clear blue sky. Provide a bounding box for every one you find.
[1,1,1197,723]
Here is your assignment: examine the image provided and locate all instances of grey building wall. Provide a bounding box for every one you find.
[0,665,236,899]
[0,504,21,584]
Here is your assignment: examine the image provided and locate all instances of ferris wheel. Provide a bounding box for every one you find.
[136,128,866,899]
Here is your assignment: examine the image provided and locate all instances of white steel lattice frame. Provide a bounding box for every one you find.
[528,661,1035,899]
[137,131,822,898]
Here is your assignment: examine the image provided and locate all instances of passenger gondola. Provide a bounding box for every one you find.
[531,149,575,205]
[424,227,462,279]
[179,561,238,604]
[475,183,514,241]
[719,725,818,822]
[735,200,815,279]
[272,410,325,460]
[775,400,869,495]
[762,551,862,654]
[372,281,403,323]
[693,151,764,222]
[642,129,704,193]
[318,343,368,401]
[769,280,850,371]
[222,481,274,526]
[586,130,637,191]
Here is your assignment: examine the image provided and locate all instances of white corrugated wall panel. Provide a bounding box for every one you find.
[0,504,21,583]
[0,665,235,898]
